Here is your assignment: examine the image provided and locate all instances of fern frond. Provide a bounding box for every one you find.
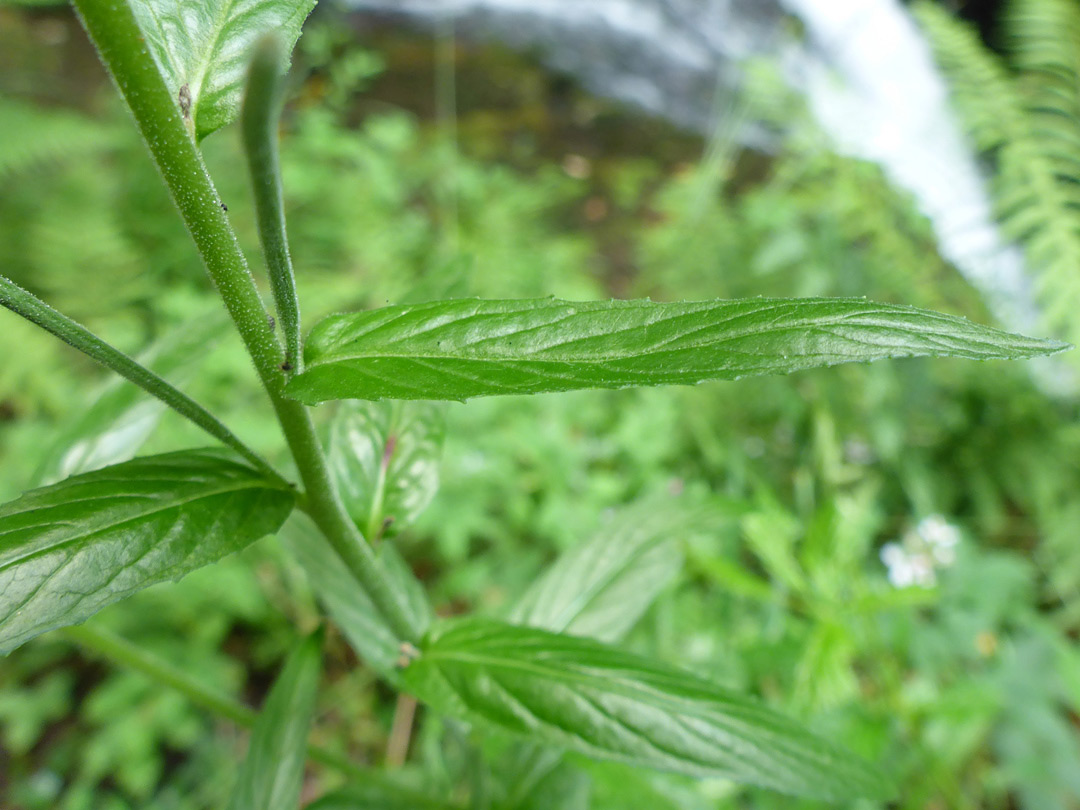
[914,1,1080,347]
[0,96,118,180]
[1008,0,1080,210]
[913,3,1023,151]
[28,202,151,321]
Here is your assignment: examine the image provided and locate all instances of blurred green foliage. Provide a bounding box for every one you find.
[916,0,1080,354]
[1,4,1079,809]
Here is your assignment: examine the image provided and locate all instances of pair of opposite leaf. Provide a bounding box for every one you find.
[1,0,1071,805]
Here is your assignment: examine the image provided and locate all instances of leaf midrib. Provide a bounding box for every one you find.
[317,297,988,351]
[307,310,1020,370]
[417,648,864,777]
[188,0,237,117]
[0,477,283,571]
[421,647,775,721]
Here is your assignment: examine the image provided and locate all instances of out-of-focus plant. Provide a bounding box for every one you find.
[915,0,1080,351]
[0,3,1076,810]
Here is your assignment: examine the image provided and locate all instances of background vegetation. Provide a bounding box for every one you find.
[1,2,1079,808]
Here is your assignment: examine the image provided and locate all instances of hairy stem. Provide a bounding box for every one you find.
[0,274,280,480]
[72,0,420,643]
[243,35,303,374]
[60,624,373,781]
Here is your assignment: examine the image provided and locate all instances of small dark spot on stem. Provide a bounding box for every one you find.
[280,361,293,372]
[220,202,228,212]
[178,84,192,118]
[268,315,275,331]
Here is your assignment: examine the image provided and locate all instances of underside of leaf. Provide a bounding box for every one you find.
[130,0,316,140]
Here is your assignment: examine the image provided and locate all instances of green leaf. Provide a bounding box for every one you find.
[33,314,229,486]
[308,779,462,810]
[279,512,432,678]
[286,297,1069,403]
[0,275,278,477]
[129,0,316,141]
[501,498,738,809]
[327,400,446,539]
[228,629,322,810]
[509,495,713,643]
[401,619,893,800]
[496,744,591,810]
[0,449,294,654]
[501,497,733,809]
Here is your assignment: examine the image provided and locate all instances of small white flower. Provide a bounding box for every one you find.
[880,515,961,588]
[917,515,960,558]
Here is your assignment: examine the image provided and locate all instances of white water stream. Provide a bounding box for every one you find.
[344,0,1046,347]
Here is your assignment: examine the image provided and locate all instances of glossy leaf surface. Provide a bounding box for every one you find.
[279,512,431,678]
[509,495,713,642]
[130,0,316,140]
[0,449,294,654]
[401,619,892,800]
[228,630,322,810]
[327,400,446,538]
[287,297,1068,403]
[501,498,734,808]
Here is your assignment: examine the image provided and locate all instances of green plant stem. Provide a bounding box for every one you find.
[0,273,280,481]
[71,0,283,386]
[59,624,373,781]
[282,408,421,641]
[243,35,303,374]
[72,0,420,643]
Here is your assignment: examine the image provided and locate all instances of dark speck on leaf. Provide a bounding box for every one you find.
[280,361,293,372]
[220,202,228,211]
[178,84,191,118]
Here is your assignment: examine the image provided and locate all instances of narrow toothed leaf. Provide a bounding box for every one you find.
[402,619,894,801]
[287,297,1068,403]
